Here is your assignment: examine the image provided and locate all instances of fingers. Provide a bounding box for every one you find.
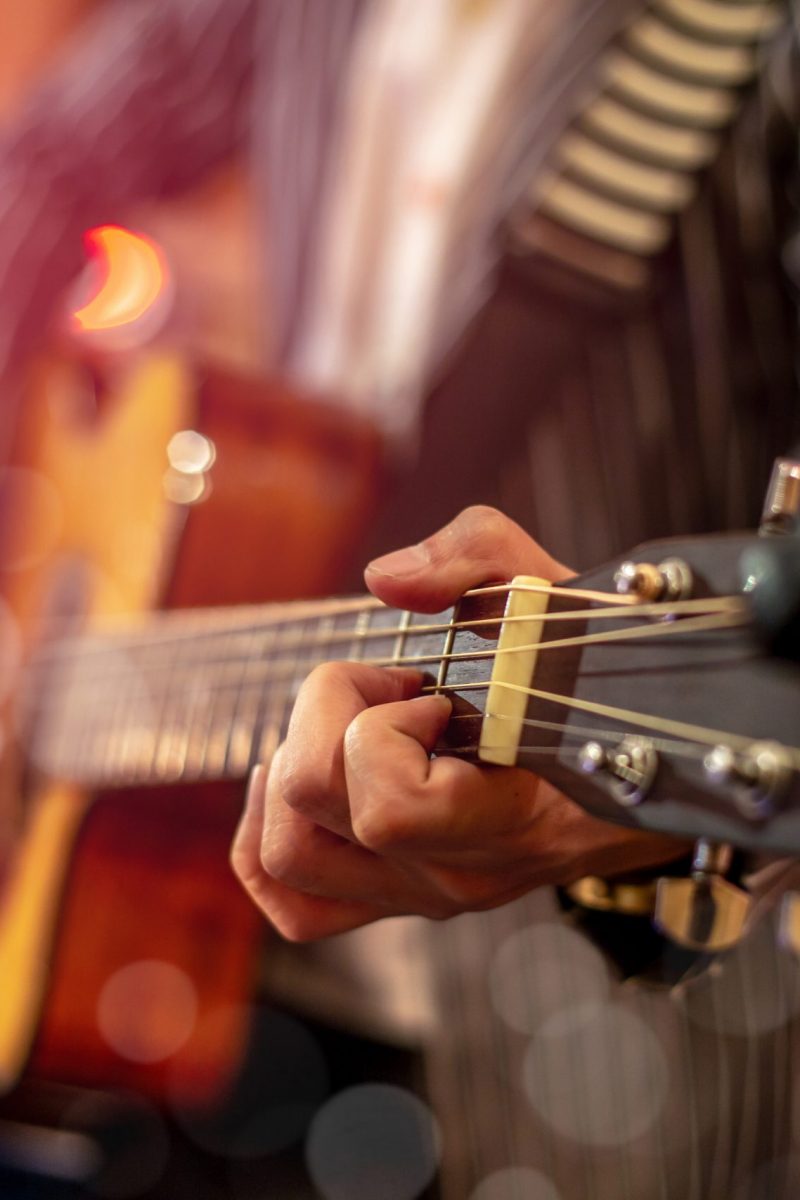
[231,761,399,940]
[364,505,571,612]
[342,698,533,856]
[277,663,425,838]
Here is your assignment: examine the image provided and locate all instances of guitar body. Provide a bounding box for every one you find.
[0,352,381,1105]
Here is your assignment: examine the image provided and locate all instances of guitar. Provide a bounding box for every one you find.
[4,469,799,1101]
[1,348,800,1104]
[0,353,382,1107]
[20,526,800,853]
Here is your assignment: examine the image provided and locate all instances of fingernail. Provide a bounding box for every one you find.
[410,693,452,710]
[366,542,429,578]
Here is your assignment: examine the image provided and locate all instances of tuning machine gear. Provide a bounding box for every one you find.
[655,840,751,953]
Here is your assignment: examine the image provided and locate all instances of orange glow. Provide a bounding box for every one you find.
[72,225,169,332]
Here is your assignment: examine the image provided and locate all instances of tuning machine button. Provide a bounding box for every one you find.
[579,735,658,807]
[655,839,751,952]
[703,739,793,822]
[614,557,693,602]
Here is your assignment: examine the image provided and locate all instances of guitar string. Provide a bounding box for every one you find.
[29,589,744,666]
[29,607,746,695]
[27,610,786,782]
[23,605,748,770]
[40,723,709,786]
[35,654,796,789]
[448,711,710,759]
[424,677,800,765]
[25,609,749,726]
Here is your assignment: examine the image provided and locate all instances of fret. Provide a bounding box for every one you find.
[150,633,206,782]
[202,631,244,778]
[24,596,408,788]
[422,609,453,696]
[392,609,413,666]
[247,621,282,772]
[224,628,265,778]
[348,608,372,662]
[363,605,406,666]
[100,684,130,782]
[446,592,509,695]
[281,614,312,739]
[101,652,151,782]
[181,678,217,779]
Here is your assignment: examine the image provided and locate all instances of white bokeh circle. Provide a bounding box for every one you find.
[524,999,669,1147]
[489,921,610,1035]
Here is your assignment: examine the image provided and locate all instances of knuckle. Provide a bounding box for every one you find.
[351,803,412,855]
[445,505,509,559]
[423,859,508,912]
[342,707,378,767]
[277,754,325,818]
[419,505,517,580]
[260,834,301,887]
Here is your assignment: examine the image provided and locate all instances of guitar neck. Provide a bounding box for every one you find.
[22,590,503,790]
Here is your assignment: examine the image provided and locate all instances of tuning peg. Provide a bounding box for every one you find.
[760,457,800,535]
[654,840,751,952]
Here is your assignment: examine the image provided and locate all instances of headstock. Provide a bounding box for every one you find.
[473,530,800,855]
[431,477,800,955]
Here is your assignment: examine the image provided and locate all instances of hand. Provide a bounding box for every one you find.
[231,506,688,940]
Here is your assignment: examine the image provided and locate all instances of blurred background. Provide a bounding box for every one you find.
[0,2,798,1199]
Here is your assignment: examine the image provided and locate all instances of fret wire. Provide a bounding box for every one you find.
[350,608,371,663]
[249,621,285,771]
[225,627,267,778]
[392,609,413,667]
[203,627,251,778]
[436,602,459,694]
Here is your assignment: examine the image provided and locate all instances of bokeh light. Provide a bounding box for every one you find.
[96,959,198,1064]
[305,1083,440,1200]
[489,921,610,1036]
[73,226,169,332]
[469,1167,563,1200]
[523,1000,669,1147]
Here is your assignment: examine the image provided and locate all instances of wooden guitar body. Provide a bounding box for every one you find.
[0,353,381,1106]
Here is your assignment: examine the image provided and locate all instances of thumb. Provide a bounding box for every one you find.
[364,505,571,612]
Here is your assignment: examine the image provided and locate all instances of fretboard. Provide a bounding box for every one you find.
[22,591,502,790]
